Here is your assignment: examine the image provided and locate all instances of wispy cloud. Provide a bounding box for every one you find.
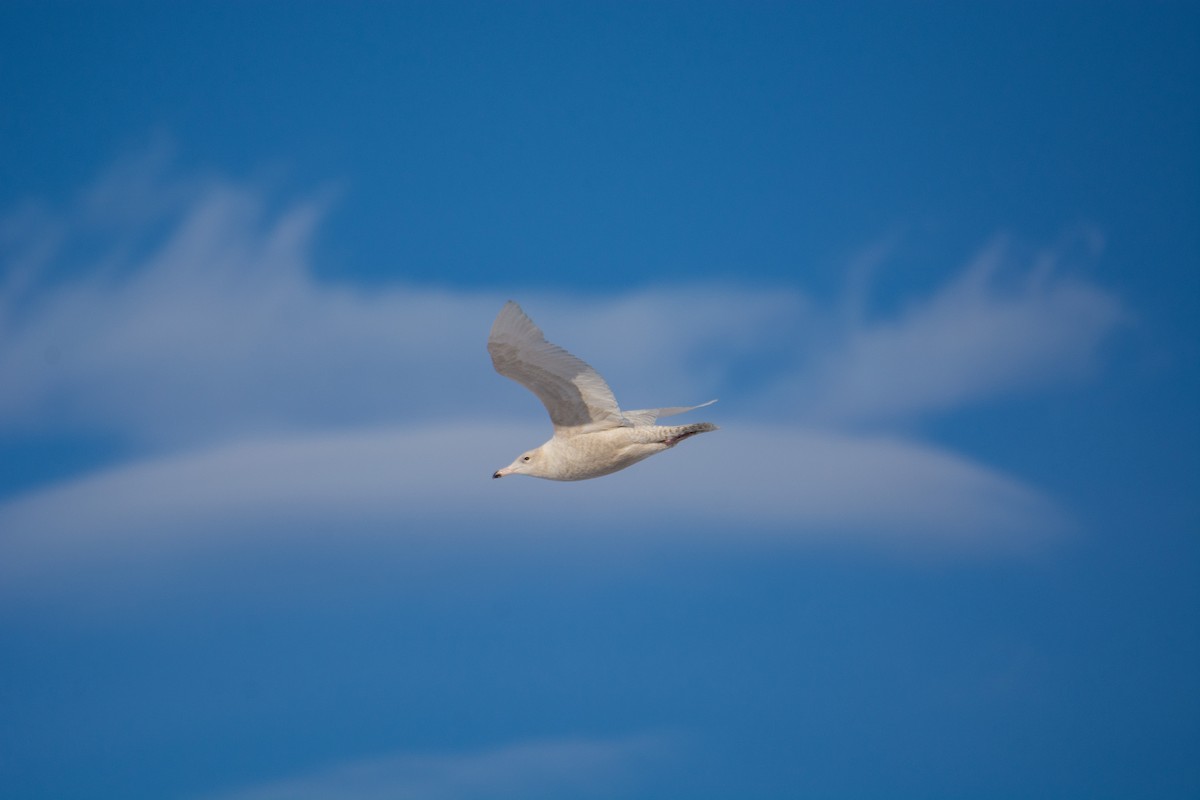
[787,235,1126,426]
[2,153,1124,445]
[0,154,802,445]
[196,733,669,800]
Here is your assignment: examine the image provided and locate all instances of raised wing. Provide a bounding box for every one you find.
[621,399,718,427]
[488,301,625,435]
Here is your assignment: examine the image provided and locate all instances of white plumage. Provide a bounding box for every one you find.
[488,301,717,481]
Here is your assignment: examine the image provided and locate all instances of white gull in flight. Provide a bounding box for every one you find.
[488,301,717,481]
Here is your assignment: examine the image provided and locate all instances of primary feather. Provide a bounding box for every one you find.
[487,301,624,435]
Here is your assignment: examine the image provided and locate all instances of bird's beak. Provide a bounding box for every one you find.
[492,468,508,479]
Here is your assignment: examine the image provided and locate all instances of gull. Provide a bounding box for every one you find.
[488,301,717,481]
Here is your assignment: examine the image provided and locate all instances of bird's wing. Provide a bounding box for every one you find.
[621,399,718,427]
[488,301,625,435]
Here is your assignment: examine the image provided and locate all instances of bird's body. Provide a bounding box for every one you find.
[506,422,718,482]
[488,301,717,481]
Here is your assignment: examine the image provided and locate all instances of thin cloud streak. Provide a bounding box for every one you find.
[195,733,670,800]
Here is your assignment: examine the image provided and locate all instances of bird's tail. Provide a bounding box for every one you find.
[659,422,719,446]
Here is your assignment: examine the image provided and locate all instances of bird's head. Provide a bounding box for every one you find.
[492,446,545,479]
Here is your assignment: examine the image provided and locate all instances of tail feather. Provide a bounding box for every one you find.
[660,422,719,446]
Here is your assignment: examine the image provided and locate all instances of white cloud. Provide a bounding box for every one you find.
[0,421,1068,599]
[0,151,1123,579]
[195,733,669,800]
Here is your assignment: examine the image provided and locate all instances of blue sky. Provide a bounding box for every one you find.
[1,2,1197,798]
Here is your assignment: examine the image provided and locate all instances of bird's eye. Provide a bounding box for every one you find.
[522,455,531,461]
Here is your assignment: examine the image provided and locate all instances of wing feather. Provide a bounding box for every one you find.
[621,399,718,427]
[488,301,624,435]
